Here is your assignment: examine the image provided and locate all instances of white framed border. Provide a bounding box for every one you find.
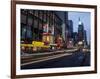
[16,4,95,75]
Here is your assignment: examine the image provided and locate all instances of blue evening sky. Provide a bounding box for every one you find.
[68,12,91,44]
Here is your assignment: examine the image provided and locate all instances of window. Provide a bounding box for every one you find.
[43,11,47,22]
[26,26,32,39]
[34,17,38,28]
[39,11,43,20]
[39,20,42,30]
[21,14,26,24]
[34,10,38,17]
[28,17,33,26]
[21,24,26,39]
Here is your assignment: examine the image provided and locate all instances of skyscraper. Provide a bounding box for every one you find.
[78,18,84,42]
[84,30,88,46]
[55,11,68,42]
[73,32,78,45]
[68,20,73,39]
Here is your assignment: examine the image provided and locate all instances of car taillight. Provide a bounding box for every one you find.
[32,47,37,51]
[21,46,25,51]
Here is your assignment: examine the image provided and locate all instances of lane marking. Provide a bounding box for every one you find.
[21,49,78,59]
[21,53,73,66]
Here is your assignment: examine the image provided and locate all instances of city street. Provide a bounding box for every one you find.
[20,9,91,70]
[21,51,90,69]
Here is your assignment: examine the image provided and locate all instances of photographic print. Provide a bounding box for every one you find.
[21,10,91,69]
[11,1,97,78]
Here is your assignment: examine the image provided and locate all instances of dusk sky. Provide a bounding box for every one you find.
[68,12,91,44]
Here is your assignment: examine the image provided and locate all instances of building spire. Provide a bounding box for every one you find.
[79,17,80,21]
[78,17,82,25]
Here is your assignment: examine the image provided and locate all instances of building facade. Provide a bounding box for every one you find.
[78,18,84,42]
[21,9,63,45]
[84,30,88,46]
[68,20,73,39]
[73,32,78,46]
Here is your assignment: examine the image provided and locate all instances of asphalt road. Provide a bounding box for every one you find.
[21,51,90,69]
